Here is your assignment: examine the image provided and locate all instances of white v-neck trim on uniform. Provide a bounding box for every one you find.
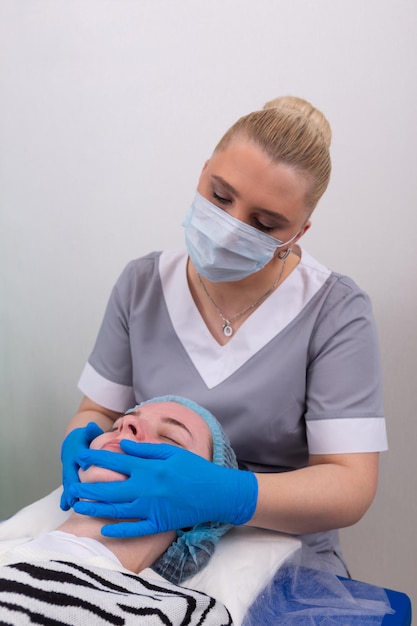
[159,249,331,389]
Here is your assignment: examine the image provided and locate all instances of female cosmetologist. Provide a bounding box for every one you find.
[61,96,388,576]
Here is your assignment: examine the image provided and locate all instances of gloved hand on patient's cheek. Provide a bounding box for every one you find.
[60,422,104,511]
[70,442,258,538]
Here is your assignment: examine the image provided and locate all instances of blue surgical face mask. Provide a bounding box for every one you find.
[182,192,299,282]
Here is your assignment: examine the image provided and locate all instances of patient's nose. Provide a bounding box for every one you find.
[119,414,147,441]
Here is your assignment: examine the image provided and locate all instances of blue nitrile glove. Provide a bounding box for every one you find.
[70,441,258,538]
[60,422,104,511]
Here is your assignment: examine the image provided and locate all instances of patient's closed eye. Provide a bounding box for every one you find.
[158,429,186,447]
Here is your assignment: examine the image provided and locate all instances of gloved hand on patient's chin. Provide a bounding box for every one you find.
[70,442,258,538]
[60,422,104,511]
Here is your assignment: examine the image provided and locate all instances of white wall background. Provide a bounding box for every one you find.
[1,0,416,608]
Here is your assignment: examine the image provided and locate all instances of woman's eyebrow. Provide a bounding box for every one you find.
[212,174,240,197]
[120,410,194,441]
[161,416,193,440]
[211,174,291,226]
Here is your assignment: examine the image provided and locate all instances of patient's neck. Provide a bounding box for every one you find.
[56,513,175,575]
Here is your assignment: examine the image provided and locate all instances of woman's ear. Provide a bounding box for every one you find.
[297,219,312,241]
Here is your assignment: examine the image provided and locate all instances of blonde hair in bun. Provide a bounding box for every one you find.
[263,96,332,149]
[215,95,332,211]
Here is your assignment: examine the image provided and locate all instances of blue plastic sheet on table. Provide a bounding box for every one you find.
[242,548,394,626]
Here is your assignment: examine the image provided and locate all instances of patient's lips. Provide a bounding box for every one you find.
[79,435,128,484]
[101,438,125,453]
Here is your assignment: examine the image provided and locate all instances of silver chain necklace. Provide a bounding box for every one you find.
[197,259,287,338]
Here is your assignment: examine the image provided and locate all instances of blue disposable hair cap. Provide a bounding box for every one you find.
[129,395,238,584]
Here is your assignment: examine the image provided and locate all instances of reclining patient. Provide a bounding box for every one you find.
[0,396,236,625]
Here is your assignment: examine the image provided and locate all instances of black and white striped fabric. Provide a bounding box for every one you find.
[0,559,233,625]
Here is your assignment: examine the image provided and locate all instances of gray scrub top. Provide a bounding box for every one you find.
[79,248,387,472]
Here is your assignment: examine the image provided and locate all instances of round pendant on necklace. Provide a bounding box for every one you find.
[223,322,233,337]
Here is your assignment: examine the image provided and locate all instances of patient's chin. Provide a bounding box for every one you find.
[79,466,128,483]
